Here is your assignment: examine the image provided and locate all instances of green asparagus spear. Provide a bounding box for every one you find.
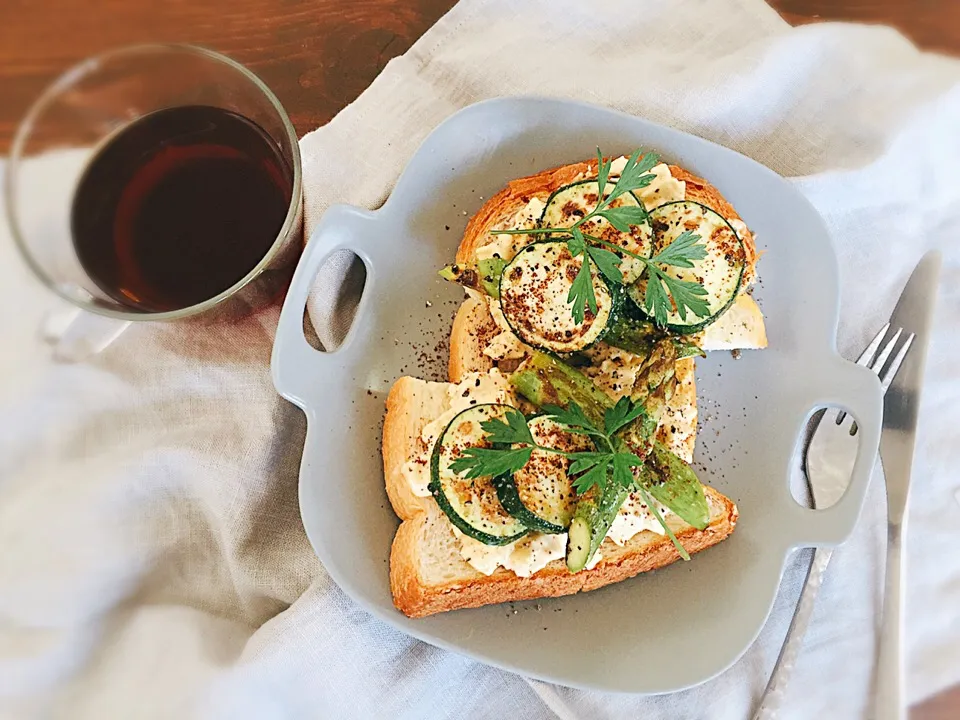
[602,315,664,357]
[438,258,506,298]
[510,350,709,565]
[566,477,629,572]
[601,313,706,361]
[642,443,709,530]
[618,339,678,460]
[511,349,613,425]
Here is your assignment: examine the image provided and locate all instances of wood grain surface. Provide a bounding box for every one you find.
[0,0,459,150]
[0,0,957,716]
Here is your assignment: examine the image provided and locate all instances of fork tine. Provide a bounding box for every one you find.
[870,327,903,375]
[878,333,915,394]
[837,324,895,425]
[856,323,891,367]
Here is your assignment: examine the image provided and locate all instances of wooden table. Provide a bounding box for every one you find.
[0,1,956,716]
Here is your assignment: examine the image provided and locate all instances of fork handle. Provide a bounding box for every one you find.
[753,548,834,720]
[873,521,906,720]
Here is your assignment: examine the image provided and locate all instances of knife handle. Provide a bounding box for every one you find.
[873,520,906,720]
[753,548,834,720]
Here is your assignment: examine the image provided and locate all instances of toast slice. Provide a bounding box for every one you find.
[384,376,738,618]
[452,157,767,354]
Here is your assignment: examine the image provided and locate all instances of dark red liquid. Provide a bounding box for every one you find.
[72,105,293,312]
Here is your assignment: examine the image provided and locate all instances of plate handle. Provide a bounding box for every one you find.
[271,205,377,407]
[780,355,882,548]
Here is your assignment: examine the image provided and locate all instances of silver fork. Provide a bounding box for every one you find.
[753,324,915,720]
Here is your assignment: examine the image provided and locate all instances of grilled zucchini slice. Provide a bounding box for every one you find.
[627,200,745,333]
[429,403,529,546]
[494,416,593,533]
[498,240,619,353]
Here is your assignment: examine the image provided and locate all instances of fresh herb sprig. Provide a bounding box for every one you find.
[584,229,711,326]
[490,148,710,326]
[448,401,689,559]
[450,400,644,494]
[542,400,647,494]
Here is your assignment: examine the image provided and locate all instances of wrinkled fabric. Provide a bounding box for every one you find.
[2,0,959,718]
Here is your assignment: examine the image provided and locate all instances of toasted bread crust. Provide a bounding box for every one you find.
[390,488,737,618]
[456,160,596,265]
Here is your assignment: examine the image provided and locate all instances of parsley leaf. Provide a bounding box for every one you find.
[639,226,713,325]
[607,148,660,205]
[542,403,602,436]
[567,258,597,325]
[449,446,532,480]
[596,148,610,197]
[603,396,648,436]
[567,226,586,257]
[642,271,672,327]
[595,205,649,233]
[447,398,663,520]
[479,408,533,445]
[659,272,711,322]
[611,452,641,488]
[651,230,707,268]
[571,461,609,494]
[567,452,610,476]
[585,246,623,285]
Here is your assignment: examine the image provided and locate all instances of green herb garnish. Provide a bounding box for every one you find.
[449,402,647,493]
[490,148,711,327]
[447,401,688,558]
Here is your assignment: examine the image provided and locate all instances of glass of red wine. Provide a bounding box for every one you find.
[5,44,302,356]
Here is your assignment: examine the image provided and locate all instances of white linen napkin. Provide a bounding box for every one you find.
[2,0,959,718]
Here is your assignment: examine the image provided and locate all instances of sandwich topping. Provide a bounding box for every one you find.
[412,146,757,578]
[483,299,528,361]
[451,488,677,577]
[452,526,598,578]
[628,201,745,331]
[476,197,546,264]
[401,373,673,576]
[477,160,698,362]
[429,403,529,545]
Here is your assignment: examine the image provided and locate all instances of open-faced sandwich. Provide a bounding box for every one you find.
[383,149,766,617]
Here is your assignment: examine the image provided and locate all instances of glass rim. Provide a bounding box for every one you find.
[3,42,303,322]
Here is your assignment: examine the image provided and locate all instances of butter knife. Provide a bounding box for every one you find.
[874,250,941,720]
